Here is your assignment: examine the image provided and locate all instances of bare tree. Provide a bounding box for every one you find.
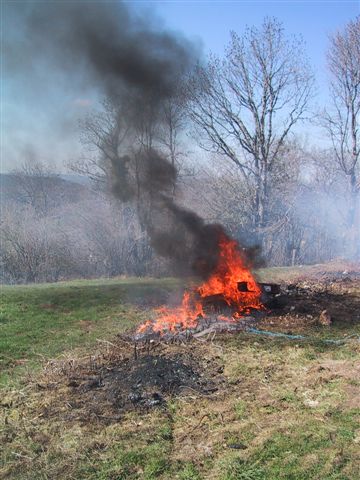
[71,92,188,192]
[75,196,152,276]
[323,16,360,253]
[0,204,74,283]
[11,156,60,215]
[156,88,192,194]
[70,98,132,190]
[187,17,314,242]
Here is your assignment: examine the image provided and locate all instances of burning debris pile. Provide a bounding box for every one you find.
[132,267,360,342]
[137,234,265,338]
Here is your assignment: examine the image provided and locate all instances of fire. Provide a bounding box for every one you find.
[138,234,263,334]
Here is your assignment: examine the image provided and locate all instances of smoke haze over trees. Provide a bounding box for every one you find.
[1,3,359,284]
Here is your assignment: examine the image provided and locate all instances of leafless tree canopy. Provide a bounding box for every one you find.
[323,17,360,246]
[187,18,314,235]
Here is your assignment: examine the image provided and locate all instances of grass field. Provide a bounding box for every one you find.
[0,277,180,385]
[1,267,360,479]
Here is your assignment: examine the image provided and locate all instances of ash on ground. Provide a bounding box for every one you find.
[40,340,225,424]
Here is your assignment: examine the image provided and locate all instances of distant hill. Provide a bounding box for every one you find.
[59,174,91,185]
[0,173,91,207]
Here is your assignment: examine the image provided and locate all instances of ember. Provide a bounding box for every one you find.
[138,233,264,334]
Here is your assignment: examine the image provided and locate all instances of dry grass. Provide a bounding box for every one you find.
[2,335,360,479]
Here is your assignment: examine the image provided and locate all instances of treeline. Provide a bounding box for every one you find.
[1,171,156,283]
[0,149,354,284]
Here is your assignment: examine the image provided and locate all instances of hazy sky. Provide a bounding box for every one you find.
[2,0,359,173]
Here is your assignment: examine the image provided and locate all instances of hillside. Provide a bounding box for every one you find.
[0,173,90,206]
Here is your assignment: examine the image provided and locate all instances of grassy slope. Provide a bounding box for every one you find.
[1,268,359,480]
[0,277,180,385]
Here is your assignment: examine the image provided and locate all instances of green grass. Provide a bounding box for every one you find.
[0,277,180,385]
[219,412,359,480]
[1,271,359,479]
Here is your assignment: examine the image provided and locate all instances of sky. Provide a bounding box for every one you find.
[1,0,359,173]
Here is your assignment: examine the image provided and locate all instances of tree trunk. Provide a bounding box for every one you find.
[346,171,360,259]
[348,171,358,228]
[255,163,269,249]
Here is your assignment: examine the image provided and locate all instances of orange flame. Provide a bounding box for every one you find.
[138,234,263,334]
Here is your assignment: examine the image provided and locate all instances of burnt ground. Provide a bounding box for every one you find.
[257,270,360,333]
[38,339,226,425]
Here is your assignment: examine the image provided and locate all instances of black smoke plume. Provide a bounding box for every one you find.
[19,1,230,278]
[24,2,197,104]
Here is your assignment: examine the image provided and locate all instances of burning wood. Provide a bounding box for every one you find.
[137,234,266,337]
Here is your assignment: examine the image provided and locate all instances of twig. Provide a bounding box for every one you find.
[178,413,211,442]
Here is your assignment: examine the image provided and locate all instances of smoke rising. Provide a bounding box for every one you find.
[16,1,231,278]
[113,148,227,278]
[24,2,197,104]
